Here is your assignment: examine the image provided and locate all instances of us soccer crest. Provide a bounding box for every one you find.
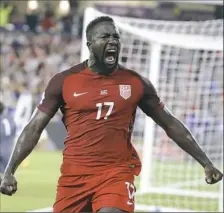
[119,85,131,100]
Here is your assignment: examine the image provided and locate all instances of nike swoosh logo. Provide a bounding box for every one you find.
[73,92,88,97]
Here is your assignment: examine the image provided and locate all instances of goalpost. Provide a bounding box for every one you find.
[81,7,223,212]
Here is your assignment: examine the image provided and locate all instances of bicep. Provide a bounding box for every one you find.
[137,76,175,131]
[138,76,164,117]
[27,109,52,133]
[149,106,175,131]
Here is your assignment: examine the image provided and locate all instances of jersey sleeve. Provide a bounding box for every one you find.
[37,73,64,117]
[138,76,164,117]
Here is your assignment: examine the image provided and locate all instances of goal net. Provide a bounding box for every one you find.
[81,7,223,212]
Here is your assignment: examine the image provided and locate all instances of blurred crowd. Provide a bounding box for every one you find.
[0,1,82,35]
[0,31,81,111]
[0,1,82,112]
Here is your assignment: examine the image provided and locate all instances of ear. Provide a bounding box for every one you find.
[87,41,91,49]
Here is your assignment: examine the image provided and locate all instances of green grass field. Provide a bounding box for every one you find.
[0,151,221,212]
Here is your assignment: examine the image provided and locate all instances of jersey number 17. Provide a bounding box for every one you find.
[96,102,114,120]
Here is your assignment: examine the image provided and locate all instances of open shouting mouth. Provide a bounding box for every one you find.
[104,48,118,65]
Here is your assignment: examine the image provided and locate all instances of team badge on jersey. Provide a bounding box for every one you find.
[119,85,131,100]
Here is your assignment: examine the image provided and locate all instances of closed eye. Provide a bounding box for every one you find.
[101,33,120,39]
[114,33,120,39]
[101,34,110,38]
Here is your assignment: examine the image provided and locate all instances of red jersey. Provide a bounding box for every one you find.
[38,61,163,175]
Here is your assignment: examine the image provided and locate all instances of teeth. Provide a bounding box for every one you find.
[107,50,116,53]
[107,56,115,62]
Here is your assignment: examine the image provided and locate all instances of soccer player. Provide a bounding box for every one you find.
[0,16,223,212]
[0,102,16,175]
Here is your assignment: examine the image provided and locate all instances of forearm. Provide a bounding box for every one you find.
[166,118,213,168]
[5,125,41,175]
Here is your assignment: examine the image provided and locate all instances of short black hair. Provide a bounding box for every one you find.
[86,16,114,41]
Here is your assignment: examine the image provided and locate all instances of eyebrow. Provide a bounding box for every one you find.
[101,32,120,37]
[101,33,110,36]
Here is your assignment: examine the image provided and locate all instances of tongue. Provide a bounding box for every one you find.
[106,56,115,62]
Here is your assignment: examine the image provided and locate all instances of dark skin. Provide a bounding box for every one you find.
[0,21,223,213]
[87,21,121,75]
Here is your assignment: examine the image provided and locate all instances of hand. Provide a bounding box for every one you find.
[204,164,223,184]
[0,172,17,196]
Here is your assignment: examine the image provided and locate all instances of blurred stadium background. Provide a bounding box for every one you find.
[0,0,223,212]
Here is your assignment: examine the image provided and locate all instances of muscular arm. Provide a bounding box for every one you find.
[138,77,213,168]
[6,72,64,175]
[0,73,66,196]
[5,110,51,175]
[150,107,212,168]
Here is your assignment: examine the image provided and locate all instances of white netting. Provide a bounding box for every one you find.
[82,8,223,212]
[139,46,223,212]
[104,16,223,37]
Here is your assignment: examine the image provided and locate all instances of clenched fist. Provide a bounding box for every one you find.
[204,164,223,184]
[0,173,17,196]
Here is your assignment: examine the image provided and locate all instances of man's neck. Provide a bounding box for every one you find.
[87,59,102,74]
[87,57,118,76]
